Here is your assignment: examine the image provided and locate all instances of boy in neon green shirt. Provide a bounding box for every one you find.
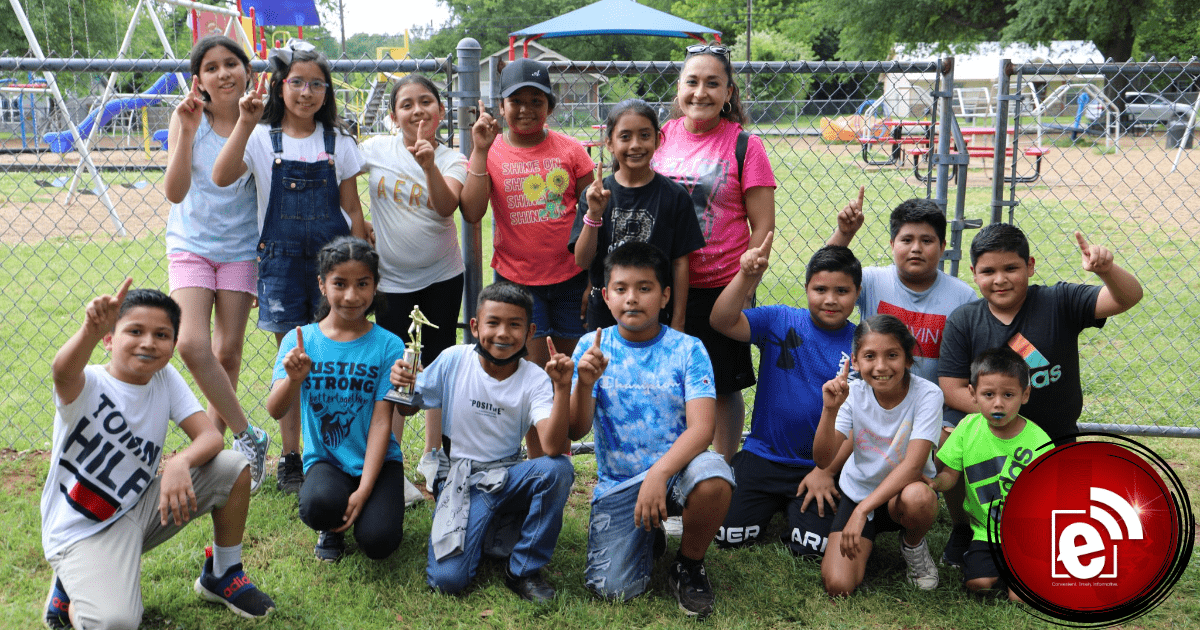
[926,346,1052,599]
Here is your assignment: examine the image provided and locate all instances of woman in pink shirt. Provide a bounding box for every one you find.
[652,44,777,463]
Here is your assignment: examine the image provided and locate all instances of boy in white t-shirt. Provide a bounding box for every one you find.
[392,282,575,602]
[40,281,273,629]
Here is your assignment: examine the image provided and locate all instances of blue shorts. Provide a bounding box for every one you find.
[256,241,322,334]
[494,270,588,340]
[585,451,735,600]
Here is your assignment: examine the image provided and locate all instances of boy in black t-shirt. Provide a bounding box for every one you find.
[939,224,1143,444]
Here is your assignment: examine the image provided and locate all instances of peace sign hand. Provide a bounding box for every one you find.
[472,99,500,150]
[821,357,852,410]
[238,72,267,123]
[175,79,204,135]
[739,230,774,277]
[84,278,132,338]
[1075,231,1114,275]
[584,161,611,221]
[408,119,436,169]
[283,326,312,382]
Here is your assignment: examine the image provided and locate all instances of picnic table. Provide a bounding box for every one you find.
[858,120,934,166]
[909,144,1052,183]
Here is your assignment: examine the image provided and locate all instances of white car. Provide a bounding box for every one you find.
[1086,92,1194,126]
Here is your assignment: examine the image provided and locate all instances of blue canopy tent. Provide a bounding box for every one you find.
[241,0,321,26]
[507,0,720,60]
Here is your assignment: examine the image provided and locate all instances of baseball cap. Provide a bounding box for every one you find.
[500,58,553,98]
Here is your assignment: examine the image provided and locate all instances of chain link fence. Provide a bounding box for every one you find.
[2,48,1197,464]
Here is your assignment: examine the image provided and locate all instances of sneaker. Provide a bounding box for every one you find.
[194,556,275,619]
[667,559,715,618]
[233,425,271,494]
[662,515,683,538]
[276,451,304,495]
[901,537,940,589]
[315,530,346,563]
[403,475,424,507]
[941,522,972,568]
[504,567,556,603]
[44,578,70,629]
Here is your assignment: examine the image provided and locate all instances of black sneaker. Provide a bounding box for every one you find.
[667,559,715,618]
[276,451,304,495]
[315,530,346,563]
[194,556,275,619]
[941,522,972,568]
[504,567,556,603]
[44,578,70,629]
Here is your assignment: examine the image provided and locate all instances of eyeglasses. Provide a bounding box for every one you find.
[285,78,328,93]
[686,44,729,57]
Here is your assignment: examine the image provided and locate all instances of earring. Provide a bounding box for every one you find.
[722,101,732,114]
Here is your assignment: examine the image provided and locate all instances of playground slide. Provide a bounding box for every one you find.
[44,73,184,153]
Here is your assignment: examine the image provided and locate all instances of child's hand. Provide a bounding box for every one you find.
[821,355,852,410]
[739,230,774,277]
[839,509,866,560]
[922,474,939,492]
[584,162,610,221]
[390,356,420,390]
[159,457,198,526]
[577,329,608,387]
[175,79,204,135]
[835,186,865,239]
[796,466,840,518]
[408,120,436,170]
[84,277,132,338]
[333,486,369,532]
[472,99,500,150]
[283,326,312,382]
[544,338,574,387]
[634,471,668,531]
[1075,231,1114,275]
[238,73,267,123]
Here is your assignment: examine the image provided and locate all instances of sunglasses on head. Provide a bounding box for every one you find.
[686,44,729,57]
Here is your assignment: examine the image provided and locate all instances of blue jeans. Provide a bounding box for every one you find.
[494,270,588,339]
[585,451,734,600]
[426,455,575,593]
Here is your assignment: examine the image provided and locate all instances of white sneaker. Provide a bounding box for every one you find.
[663,515,683,538]
[233,425,270,494]
[403,475,424,507]
[900,537,939,589]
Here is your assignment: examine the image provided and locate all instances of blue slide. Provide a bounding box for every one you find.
[44,72,184,153]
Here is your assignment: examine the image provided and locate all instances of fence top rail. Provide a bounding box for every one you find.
[542,59,943,75]
[0,57,449,73]
[1014,60,1200,76]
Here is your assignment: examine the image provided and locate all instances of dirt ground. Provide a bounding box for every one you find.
[1,129,1197,245]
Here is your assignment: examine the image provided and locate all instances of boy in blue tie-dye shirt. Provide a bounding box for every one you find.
[570,242,735,618]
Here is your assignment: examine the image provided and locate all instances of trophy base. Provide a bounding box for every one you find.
[383,389,423,407]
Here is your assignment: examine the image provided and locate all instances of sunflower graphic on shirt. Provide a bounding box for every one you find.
[518,167,571,220]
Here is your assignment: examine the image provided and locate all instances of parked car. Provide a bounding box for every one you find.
[1086,91,1194,126]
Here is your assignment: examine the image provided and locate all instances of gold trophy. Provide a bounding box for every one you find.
[384,306,438,406]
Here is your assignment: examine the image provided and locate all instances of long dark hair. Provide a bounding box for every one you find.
[189,35,251,103]
[263,47,353,138]
[672,47,746,125]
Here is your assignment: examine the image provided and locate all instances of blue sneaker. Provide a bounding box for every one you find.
[194,556,275,619]
[44,578,70,629]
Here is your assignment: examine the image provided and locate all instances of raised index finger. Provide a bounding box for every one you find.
[759,230,774,257]
[840,357,851,379]
[1074,231,1091,255]
[255,72,267,96]
[114,277,133,303]
[593,328,602,351]
[546,337,557,357]
[856,185,865,209]
[416,119,425,138]
[295,326,305,353]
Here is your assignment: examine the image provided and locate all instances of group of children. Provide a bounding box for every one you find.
[39,34,1145,628]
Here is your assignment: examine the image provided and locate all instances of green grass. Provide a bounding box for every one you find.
[4,444,1197,629]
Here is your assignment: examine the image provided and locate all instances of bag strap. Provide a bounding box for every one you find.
[736,130,750,182]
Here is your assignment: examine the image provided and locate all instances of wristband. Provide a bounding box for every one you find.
[583,214,603,228]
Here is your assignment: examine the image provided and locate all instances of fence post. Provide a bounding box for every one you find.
[990,58,1014,224]
[934,57,971,277]
[456,37,482,342]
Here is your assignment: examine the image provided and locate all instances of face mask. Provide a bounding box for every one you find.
[473,341,528,366]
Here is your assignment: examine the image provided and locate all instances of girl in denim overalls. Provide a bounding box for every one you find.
[214,41,367,488]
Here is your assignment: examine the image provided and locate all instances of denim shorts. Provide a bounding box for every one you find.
[256,240,322,334]
[494,270,588,339]
[585,451,735,600]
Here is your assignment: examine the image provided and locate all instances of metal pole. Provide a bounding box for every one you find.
[990,59,1012,224]
[456,37,482,343]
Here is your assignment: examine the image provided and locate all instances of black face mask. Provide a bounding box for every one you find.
[473,341,529,366]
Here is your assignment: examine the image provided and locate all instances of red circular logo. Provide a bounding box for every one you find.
[998,438,1193,625]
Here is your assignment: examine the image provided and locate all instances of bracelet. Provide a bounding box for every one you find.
[583,214,603,228]
[468,169,488,177]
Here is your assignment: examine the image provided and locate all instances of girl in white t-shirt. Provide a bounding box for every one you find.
[212,40,367,491]
[361,75,467,453]
[813,314,942,596]
[163,35,270,491]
